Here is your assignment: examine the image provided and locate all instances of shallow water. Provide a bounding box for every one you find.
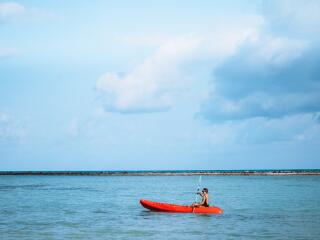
[0,176,319,239]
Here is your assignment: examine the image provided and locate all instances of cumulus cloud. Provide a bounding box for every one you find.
[0,2,25,22]
[202,0,320,122]
[202,45,320,121]
[96,35,203,113]
[97,1,320,117]
[97,15,262,113]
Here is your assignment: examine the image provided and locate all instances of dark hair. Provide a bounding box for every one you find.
[202,188,208,193]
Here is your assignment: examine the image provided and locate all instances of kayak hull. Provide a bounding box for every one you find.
[140,199,223,214]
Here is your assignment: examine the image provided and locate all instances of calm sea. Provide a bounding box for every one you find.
[1,175,319,239]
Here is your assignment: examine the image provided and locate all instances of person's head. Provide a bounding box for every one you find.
[202,188,208,193]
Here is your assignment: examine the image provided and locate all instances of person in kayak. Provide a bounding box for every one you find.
[191,188,209,207]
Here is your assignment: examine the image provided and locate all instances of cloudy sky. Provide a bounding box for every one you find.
[1,0,320,170]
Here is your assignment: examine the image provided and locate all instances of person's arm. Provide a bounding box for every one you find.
[192,193,204,207]
[199,194,205,205]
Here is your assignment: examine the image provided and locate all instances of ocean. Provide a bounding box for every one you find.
[1,175,319,239]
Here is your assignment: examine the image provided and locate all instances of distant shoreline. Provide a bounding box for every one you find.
[0,170,319,176]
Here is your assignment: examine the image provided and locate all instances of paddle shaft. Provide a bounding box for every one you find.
[195,175,202,203]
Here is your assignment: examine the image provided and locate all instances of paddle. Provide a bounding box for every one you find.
[195,175,202,203]
[192,175,202,213]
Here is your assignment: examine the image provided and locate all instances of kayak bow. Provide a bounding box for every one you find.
[140,199,223,214]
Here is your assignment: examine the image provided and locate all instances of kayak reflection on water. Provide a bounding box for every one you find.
[191,188,210,208]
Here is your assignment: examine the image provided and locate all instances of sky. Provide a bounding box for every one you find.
[1,0,320,170]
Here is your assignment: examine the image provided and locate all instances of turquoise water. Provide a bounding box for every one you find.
[1,176,319,239]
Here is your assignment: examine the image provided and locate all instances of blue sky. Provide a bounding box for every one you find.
[1,0,320,170]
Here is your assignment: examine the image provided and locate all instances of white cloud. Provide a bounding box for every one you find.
[97,15,263,113]
[97,35,204,113]
[96,3,316,115]
[202,0,320,122]
[0,2,25,21]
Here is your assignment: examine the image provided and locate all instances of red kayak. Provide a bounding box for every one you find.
[140,199,223,214]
